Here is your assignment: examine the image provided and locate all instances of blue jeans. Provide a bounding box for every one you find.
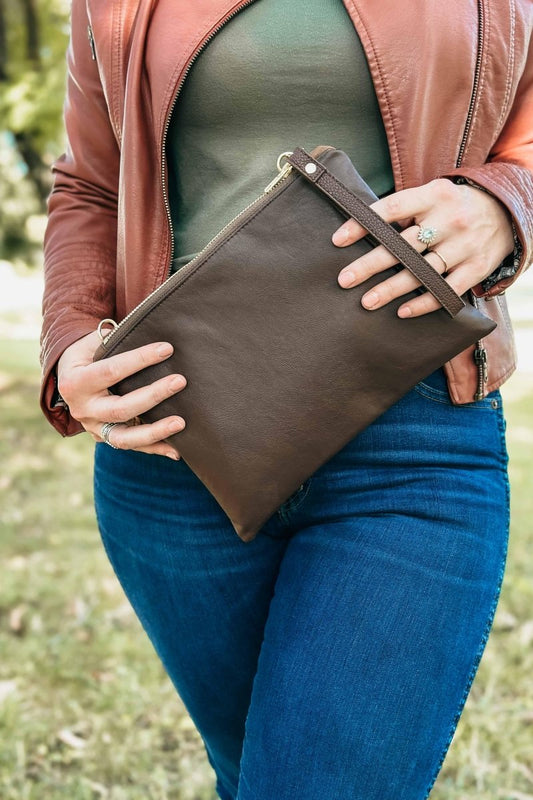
[94,367,510,800]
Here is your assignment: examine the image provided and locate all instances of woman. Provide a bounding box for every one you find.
[41,1,532,797]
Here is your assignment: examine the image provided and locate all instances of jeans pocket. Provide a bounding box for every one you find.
[414,367,502,410]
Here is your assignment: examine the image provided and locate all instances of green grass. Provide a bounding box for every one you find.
[1,338,532,799]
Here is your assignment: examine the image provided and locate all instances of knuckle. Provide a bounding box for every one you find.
[405,226,422,246]
[154,383,171,405]
[66,400,84,421]
[108,399,129,423]
[381,282,396,303]
[432,178,457,203]
[101,359,121,385]
[139,345,160,368]
[382,194,402,217]
[451,211,470,232]
[110,428,127,449]
[468,258,487,277]
[150,426,163,444]
[57,373,76,402]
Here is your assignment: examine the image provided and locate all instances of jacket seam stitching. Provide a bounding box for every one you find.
[342,0,405,188]
[495,0,516,138]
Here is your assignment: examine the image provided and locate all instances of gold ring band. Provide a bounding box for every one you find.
[429,248,449,273]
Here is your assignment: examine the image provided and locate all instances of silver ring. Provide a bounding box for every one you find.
[100,422,120,449]
[417,226,438,246]
[429,248,449,272]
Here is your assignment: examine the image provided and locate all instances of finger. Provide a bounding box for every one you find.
[85,341,175,394]
[331,183,440,246]
[134,442,182,460]
[89,372,187,423]
[357,251,448,311]
[338,224,435,288]
[396,263,474,318]
[90,423,182,460]
[101,416,186,450]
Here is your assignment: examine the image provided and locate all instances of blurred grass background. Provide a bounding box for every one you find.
[1,0,532,798]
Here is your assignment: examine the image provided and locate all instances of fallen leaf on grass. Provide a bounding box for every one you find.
[494,610,518,631]
[57,728,87,750]
[519,620,533,647]
[0,680,17,702]
[9,604,27,635]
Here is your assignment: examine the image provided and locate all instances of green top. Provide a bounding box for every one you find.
[166,0,394,272]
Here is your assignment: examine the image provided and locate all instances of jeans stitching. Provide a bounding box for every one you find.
[277,477,313,521]
[421,423,510,798]
[414,382,500,409]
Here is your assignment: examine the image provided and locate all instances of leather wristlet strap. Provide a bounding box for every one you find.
[287,147,465,317]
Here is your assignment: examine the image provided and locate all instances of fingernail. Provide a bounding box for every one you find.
[362,291,379,309]
[157,343,173,358]
[332,226,349,245]
[168,417,185,432]
[398,306,412,318]
[169,375,186,391]
[166,451,180,460]
[339,270,355,288]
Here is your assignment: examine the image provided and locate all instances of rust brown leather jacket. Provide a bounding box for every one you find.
[41,0,533,436]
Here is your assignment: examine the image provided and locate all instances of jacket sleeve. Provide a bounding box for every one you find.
[440,25,533,299]
[40,0,120,436]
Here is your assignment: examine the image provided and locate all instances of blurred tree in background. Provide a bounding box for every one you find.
[0,0,69,264]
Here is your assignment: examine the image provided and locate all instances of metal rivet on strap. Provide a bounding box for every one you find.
[305,163,317,174]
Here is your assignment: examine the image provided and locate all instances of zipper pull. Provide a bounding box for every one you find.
[473,345,488,401]
[87,24,97,60]
[264,152,294,193]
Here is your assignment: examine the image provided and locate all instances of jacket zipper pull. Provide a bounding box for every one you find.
[473,344,488,401]
[87,24,97,60]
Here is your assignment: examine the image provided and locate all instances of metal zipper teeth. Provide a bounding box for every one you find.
[456,0,484,166]
[159,0,259,287]
[456,0,487,400]
[100,164,299,348]
[101,0,260,348]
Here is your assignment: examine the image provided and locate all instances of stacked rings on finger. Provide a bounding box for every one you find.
[416,226,438,246]
[100,421,120,449]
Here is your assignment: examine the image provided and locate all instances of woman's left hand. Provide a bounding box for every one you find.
[332,178,515,317]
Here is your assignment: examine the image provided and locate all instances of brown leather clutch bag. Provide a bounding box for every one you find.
[93,145,496,542]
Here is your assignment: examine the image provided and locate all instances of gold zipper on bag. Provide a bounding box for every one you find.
[97,149,312,347]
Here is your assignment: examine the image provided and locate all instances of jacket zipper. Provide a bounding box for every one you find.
[456,0,487,400]
[159,0,259,291]
[87,24,97,61]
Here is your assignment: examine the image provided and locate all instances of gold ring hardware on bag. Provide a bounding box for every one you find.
[264,152,294,193]
[97,318,119,343]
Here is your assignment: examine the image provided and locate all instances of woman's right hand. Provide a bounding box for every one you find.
[56,331,187,459]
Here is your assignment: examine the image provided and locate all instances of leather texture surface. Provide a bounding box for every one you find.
[94,148,496,542]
